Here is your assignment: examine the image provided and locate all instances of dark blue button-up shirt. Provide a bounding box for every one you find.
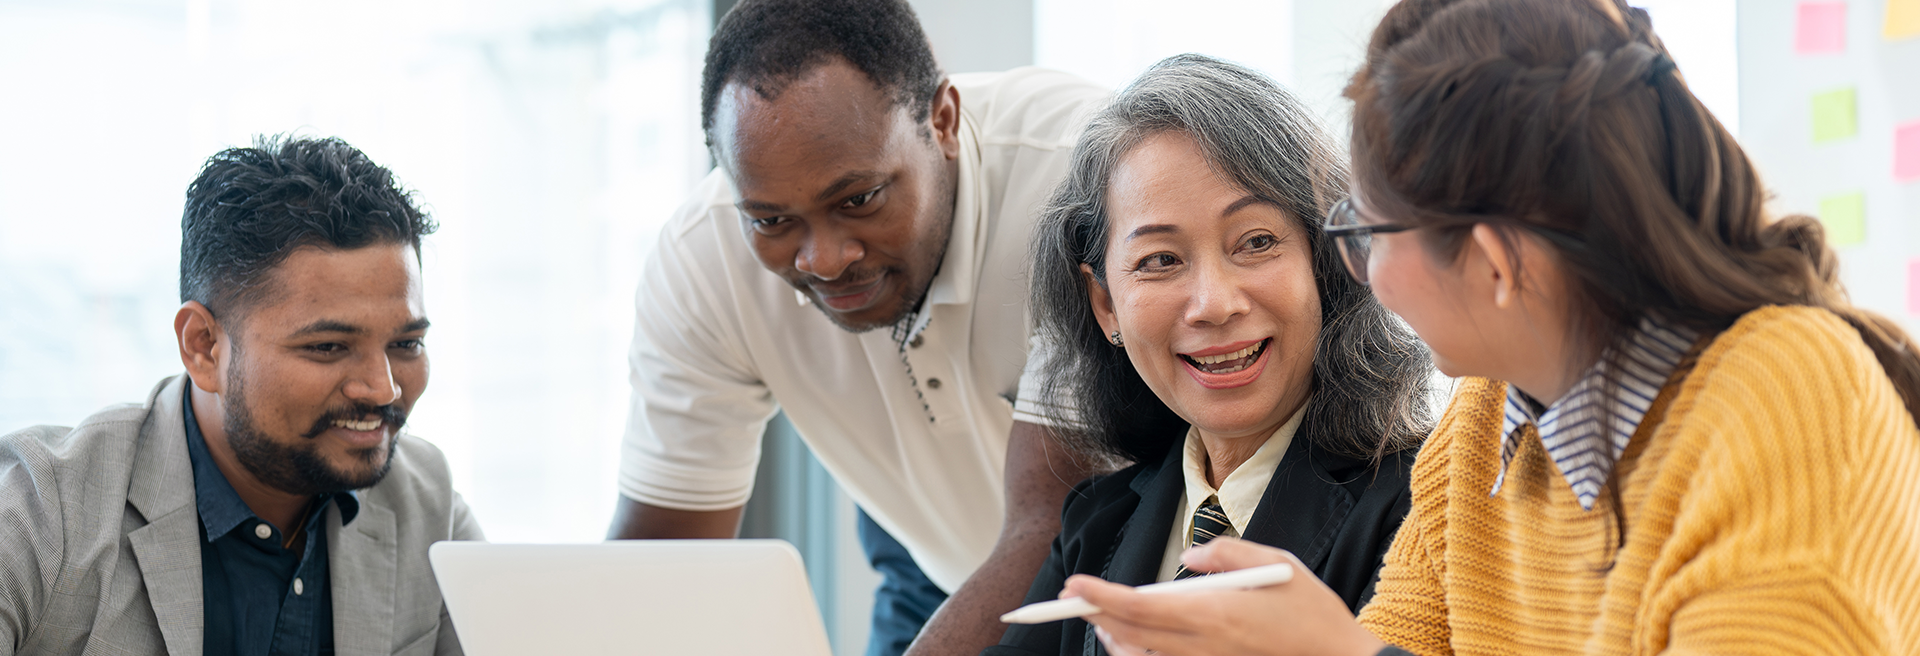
[184,390,359,656]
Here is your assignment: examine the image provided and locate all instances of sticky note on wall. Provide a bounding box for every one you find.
[1908,259,1920,314]
[1819,192,1866,245]
[1812,88,1858,143]
[1797,2,1848,53]
[1897,121,1920,183]
[1888,0,1920,40]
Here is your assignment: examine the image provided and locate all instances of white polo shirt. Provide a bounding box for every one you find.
[619,67,1110,593]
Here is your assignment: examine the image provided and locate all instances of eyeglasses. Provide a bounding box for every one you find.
[1322,198,1414,286]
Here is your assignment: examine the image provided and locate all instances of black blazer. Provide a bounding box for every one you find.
[985,430,1415,656]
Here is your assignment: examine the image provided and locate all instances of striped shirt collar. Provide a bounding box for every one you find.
[1493,316,1697,510]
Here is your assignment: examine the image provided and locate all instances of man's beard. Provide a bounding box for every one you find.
[222,359,405,496]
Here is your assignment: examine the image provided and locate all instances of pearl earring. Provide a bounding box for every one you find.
[1110,330,1124,347]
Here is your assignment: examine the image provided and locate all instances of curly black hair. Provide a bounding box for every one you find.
[699,0,944,143]
[179,134,436,320]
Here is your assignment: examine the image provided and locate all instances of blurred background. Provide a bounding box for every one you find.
[5,0,1914,653]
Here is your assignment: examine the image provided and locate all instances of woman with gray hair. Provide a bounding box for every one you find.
[986,54,1434,656]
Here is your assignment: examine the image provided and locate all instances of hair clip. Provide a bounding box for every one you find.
[1646,54,1677,85]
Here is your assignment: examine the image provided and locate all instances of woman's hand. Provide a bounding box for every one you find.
[1063,538,1385,656]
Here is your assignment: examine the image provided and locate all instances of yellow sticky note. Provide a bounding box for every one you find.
[1812,88,1858,143]
[1819,191,1866,246]
[1888,0,1920,40]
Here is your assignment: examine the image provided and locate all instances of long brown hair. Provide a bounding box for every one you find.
[1345,0,1920,424]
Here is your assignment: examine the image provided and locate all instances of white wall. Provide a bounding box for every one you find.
[1036,0,1295,91]
[1738,0,1920,333]
[912,0,1034,73]
[1034,0,1734,147]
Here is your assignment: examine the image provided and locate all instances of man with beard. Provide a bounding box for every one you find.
[608,1,1110,655]
[0,136,482,656]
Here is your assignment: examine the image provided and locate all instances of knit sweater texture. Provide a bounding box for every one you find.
[1357,305,1920,654]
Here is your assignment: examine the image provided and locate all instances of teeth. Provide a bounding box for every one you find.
[1192,342,1262,365]
[331,417,381,432]
[1209,360,1254,374]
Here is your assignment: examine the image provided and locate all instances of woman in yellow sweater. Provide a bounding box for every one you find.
[1051,0,1920,654]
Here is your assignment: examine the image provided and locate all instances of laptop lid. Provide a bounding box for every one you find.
[429,540,834,656]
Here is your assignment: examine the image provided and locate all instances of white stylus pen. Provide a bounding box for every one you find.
[998,563,1294,625]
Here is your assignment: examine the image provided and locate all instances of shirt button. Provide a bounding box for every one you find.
[294,578,304,595]
[909,335,924,349]
[255,524,272,540]
[926,377,942,389]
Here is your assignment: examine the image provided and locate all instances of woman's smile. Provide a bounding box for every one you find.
[1178,337,1272,388]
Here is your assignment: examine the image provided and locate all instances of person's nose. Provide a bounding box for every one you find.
[343,352,401,408]
[1185,259,1252,327]
[793,222,864,281]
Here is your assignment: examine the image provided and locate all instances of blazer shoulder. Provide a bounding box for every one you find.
[3,401,150,506]
[5,402,147,463]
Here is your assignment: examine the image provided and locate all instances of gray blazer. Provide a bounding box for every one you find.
[0,375,485,656]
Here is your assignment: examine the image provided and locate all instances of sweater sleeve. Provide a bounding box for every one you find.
[1647,307,1920,654]
[1357,382,1492,656]
[1357,511,1451,656]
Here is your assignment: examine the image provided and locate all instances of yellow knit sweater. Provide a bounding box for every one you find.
[1357,306,1920,654]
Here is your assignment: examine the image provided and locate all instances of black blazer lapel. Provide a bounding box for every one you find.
[1240,435,1357,572]
[1104,441,1187,586]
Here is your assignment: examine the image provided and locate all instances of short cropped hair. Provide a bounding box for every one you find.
[179,135,436,320]
[699,0,944,143]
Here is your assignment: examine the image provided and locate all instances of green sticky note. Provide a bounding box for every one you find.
[1819,191,1866,246]
[1812,88,1858,143]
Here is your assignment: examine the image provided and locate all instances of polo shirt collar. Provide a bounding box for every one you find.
[898,110,988,342]
[1492,315,1697,510]
[182,386,360,539]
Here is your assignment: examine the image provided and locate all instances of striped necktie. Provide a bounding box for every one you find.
[1173,495,1235,580]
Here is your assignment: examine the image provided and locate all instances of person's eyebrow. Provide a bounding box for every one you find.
[400,318,431,334]
[1222,195,1274,217]
[1126,224,1180,241]
[814,171,883,202]
[737,199,784,213]
[290,320,365,338]
[733,171,883,214]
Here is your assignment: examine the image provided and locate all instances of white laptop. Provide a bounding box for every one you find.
[429,540,834,656]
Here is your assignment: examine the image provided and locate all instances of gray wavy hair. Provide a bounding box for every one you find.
[1030,53,1436,464]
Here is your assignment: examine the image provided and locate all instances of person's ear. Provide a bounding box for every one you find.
[1468,223,1523,310]
[175,301,228,394]
[929,79,962,161]
[1081,263,1121,344]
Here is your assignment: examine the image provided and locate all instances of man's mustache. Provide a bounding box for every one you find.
[795,266,890,293]
[300,403,409,440]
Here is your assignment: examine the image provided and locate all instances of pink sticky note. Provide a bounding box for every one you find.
[1797,2,1848,54]
[1896,121,1920,183]
[1909,259,1920,315]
